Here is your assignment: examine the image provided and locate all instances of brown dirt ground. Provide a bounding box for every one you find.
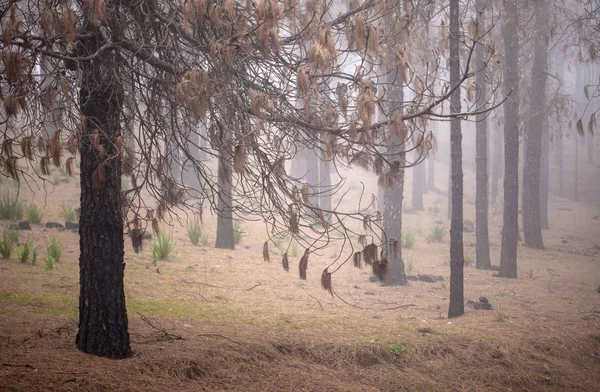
[0,164,599,391]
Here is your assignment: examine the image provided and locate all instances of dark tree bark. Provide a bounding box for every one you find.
[381,1,407,287]
[215,147,234,249]
[522,0,548,250]
[475,0,491,270]
[448,0,464,318]
[540,131,549,229]
[447,162,452,219]
[76,27,131,359]
[412,151,425,210]
[499,0,520,279]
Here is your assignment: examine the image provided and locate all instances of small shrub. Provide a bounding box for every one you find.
[440,282,447,290]
[18,240,36,264]
[402,228,417,249]
[31,247,38,265]
[387,342,406,356]
[233,220,246,245]
[0,229,16,259]
[430,225,446,243]
[44,256,55,270]
[46,239,64,263]
[0,193,24,220]
[25,204,44,224]
[51,173,60,185]
[150,232,175,260]
[187,220,201,245]
[59,202,78,222]
[528,268,536,280]
[496,307,505,322]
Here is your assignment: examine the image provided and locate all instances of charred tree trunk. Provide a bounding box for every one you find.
[448,0,464,318]
[499,0,520,279]
[522,0,548,249]
[475,0,491,270]
[381,2,407,286]
[76,27,131,359]
[215,138,234,250]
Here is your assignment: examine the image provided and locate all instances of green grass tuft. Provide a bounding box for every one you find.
[58,202,78,223]
[24,204,44,224]
[18,240,36,264]
[0,229,17,259]
[430,225,446,243]
[233,220,246,245]
[46,239,64,263]
[186,220,202,245]
[44,256,55,270]
[496,307,505,322]
[402,228,417,249]
[0,193,24,220]
[151,232,175,261]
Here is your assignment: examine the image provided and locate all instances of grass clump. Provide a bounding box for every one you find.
[233,220,246,245]
[496,307,505,322]
[0,193,24,220]
[402,228,417,249]
[406,256,415,274]
[18,240,37,264]
[24,204,44,224]
[430,225,446,243]
[0,229,18,259]
[51,173,60,186]
[151,232,175,261]
[528,268,537,280]
[58,202,78,222]
[187,220,201,245]
[387,341,407,356]
[46,239,64,263]
[44,256,55,270]
[463,250,474,267]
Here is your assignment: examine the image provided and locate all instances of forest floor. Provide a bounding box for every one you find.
[0,165,599,391]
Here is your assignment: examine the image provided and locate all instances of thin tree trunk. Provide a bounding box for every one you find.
[447,162,452,219]
[475,0,491,270]
[499,0,520,279]
[522,0,548,250]
[448,0,464,318]
[215,140,234,249]
[574,133,579,202]
[491,115,502,204]
[319,156,332,217]
[381,1,407,286]
[76,26,131,359]
[540,131,549,229]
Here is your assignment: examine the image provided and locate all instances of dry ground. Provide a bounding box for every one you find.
[0,165,599,391]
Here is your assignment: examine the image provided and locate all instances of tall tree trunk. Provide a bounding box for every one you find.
[491,117,503,204]
[319,156,332,216]
[381,2,407,286]
[522,0,548,249]
[574,133,579,202]
[215,147,234,249]
[447,162,452,219]
[182,122,206,196]
[540,131,549,229]
[448,0,464,318]
[499,0,520,279]
[412,151,425,210]
[475,0,491,270]
[76,27,131,359]
[585,65,595,165]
